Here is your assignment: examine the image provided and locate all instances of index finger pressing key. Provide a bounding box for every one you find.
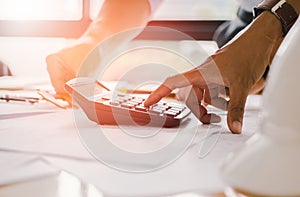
[144,73,194,107]
[144,85,172,107]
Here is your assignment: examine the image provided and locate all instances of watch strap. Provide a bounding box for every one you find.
[254,0,299,36]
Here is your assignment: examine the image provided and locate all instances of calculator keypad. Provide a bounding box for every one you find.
[66,78,191,127]
[105,93,186,118]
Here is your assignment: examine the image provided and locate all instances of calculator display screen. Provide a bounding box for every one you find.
[74,82,108,97]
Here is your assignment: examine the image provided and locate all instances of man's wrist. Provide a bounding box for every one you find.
[252,11,282,41]
[254,0,299,36]
[248,11,282,81]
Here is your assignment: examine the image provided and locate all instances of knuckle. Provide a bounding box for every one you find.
[229,106,244,116]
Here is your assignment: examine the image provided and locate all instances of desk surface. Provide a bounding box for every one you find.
[0,95,262,197]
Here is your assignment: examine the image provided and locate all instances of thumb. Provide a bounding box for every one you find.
[227,86,248,134]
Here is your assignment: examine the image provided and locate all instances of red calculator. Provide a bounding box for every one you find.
[65,78,191,127]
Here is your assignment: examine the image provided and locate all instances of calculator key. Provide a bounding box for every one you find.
[169,106,185,111]
[135,105,148,112]
[164,111,177,117]
[110,101,120,106]
[166,102,183,108]
[162,105,171,110]
[132,101,143,105]
[157,101,167,105]
[151,107,166,113]
[116,97,128,103]
[137,97,145,101]
[126,101,139,106]
[117,94,132,100]
[149,108,164,114]
[121,103,134,109]
[131,98,144,104]
[126,95,135,100]
[152,106,167,112]
[152,103,166,108]
[117,93,127,97]
[161,105,170,110]
[100,95,111,101]
[167,109,181,115]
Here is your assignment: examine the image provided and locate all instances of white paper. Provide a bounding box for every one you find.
[0,95,262,196]
[0,152,59,185]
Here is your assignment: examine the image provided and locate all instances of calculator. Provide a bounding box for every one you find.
[65,78,191,128]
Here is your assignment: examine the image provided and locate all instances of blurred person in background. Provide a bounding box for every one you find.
[46,0,299,134]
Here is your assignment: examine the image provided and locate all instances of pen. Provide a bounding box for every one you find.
[37,90,68,109]
[0,95,39,104]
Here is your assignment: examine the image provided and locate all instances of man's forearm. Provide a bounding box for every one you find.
[52,0,152,75]
[78,0,151,46]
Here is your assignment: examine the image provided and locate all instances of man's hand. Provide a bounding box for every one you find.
[145,12,282,134]
[46,52,76,95]
[46,43,92,94]
[46,0,151,95]
[46,50,78,104]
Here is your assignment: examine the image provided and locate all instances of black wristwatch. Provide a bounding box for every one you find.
[254,0,299,36]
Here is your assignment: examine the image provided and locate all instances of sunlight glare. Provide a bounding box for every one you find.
[0,0,82,20]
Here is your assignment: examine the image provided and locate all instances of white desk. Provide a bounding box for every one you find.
[0,95,262,196]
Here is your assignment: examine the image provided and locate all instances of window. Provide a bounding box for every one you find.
[0,0,91,37]
[0,0,238,39]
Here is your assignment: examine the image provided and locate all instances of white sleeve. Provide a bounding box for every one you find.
[239,0,263,12]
